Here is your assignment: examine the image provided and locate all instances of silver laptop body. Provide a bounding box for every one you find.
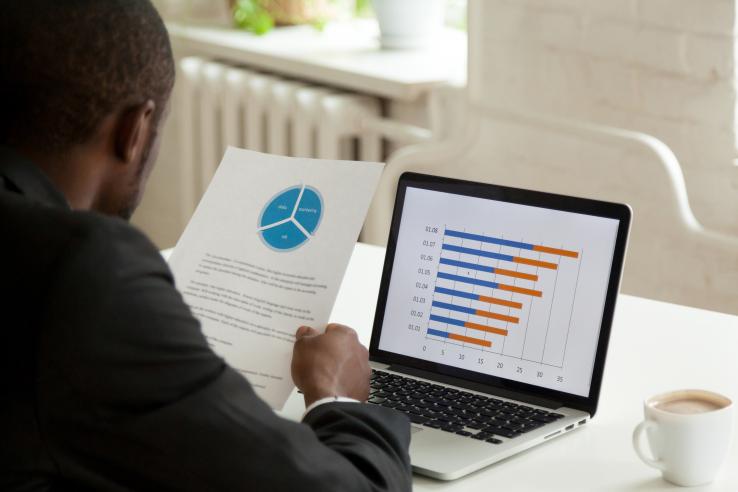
[366,173,631,480]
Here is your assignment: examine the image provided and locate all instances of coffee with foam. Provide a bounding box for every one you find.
[651,390,729,415]
[656,398,723,414]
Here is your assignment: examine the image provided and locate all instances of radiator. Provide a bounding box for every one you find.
[176,56,386,216]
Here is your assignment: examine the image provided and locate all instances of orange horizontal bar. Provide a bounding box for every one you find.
[475,309,519,324]
[497,283,543,297]
[464,321,508,336]
[532,245,579,258]
[478,295,523,309]
[494,268,538,281]
[448,332,492,347]
[513,257,558,270]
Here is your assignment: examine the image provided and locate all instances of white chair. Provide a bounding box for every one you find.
[363,102,738,315]
[363,0,738,315]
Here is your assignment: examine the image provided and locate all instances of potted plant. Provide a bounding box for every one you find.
[233,0,341,34]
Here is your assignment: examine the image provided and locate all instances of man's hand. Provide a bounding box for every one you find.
[291,323,371,407]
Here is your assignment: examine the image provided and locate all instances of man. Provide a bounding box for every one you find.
[0,1,412,490]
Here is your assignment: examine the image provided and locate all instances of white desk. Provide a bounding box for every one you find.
[295,243,738,491]
[166,243,738,490]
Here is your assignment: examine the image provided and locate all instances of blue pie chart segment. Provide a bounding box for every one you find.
[260,220,307,251]
[294,187,322,234]
[259,186,300,228]
[259,185,323,252]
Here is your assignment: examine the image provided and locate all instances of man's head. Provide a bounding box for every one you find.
[0,0,175,219]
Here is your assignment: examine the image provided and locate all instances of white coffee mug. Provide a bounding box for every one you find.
[632,389,733,486]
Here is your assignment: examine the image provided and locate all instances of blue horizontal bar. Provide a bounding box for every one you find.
[427,327,450,339]
[439,257,492,273]
[432,300,476,315]
[437,272,500,289]
[445,229,535,251]
[442,244,514,262]
[434,286,480,301]
[430,314,466,328]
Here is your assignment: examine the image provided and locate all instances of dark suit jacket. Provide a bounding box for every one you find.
[0,147,412,491]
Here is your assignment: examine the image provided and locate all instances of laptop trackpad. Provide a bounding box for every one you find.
[410,426,498,478]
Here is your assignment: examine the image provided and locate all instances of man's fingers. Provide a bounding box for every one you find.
[325,323,345,332]
[295,325,318,339]
[325,323,356,336]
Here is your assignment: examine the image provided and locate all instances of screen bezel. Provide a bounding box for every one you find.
[369,172,631,416]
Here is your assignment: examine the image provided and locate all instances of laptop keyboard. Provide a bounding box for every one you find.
[368,370,565,444]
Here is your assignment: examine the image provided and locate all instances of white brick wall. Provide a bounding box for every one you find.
[473,0,738,234]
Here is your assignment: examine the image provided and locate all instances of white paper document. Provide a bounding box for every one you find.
[168,148,383,409]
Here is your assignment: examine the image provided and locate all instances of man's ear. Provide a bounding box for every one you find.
[113,100,156,164]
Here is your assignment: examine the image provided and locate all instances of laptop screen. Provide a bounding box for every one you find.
[376,185,622,398]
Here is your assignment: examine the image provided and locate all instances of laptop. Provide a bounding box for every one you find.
[366,172,631,480]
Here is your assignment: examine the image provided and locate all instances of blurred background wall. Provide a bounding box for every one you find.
[135,0,738,313]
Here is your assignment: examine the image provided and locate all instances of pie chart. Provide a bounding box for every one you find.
[258,184,323,251]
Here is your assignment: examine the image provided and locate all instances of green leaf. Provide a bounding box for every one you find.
[250,10,274,35]
[311,17,328,31]
[233,0,275,35]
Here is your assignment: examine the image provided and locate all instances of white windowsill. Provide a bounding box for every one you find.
[167,19,467,101]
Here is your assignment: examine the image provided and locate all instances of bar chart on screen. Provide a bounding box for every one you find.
[379,187,619,396]
[418,226,582,371]
[405,221,590,390]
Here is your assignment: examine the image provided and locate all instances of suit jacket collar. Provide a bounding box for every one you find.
[0,146,70,210]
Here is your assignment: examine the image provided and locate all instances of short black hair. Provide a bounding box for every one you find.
[0,0,175,152]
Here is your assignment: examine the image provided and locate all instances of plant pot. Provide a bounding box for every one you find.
[371,0,444,49]
[232,0,339,34]
[262,0,334,25]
